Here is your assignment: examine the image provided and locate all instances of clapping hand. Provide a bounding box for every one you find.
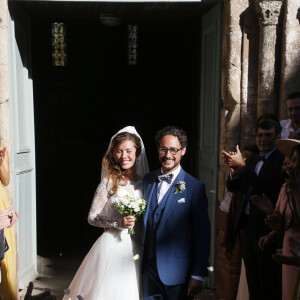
[9,210,19,227]
[222,145,246,172]
[251,194,274,215]
[0,206,18,229]
[24,282,55,300]
[259,234,273,251]
[265,211,282,231]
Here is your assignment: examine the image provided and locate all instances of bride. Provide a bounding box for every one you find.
[63,126,148,300]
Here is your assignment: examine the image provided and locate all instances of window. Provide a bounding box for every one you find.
[128,25,138,65]
[52,22,67,66]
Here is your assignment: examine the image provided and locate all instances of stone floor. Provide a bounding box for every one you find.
[19,254,217,299]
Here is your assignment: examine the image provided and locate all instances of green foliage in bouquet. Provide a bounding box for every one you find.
[111,195,147,234]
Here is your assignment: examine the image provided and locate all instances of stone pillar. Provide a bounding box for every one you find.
[255,0,283,116]
[240,3,260,146]
[0,0,13,204]
[279,0,300,120]
[217,1,249,299]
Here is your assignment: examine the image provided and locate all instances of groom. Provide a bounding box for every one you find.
[142,126,211,300]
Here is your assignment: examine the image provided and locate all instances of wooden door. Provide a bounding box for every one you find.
[8,13,38,287]
[198,3,222,288]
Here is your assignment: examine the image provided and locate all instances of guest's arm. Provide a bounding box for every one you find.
[288,176,300,227]
[0,147,10,186]
[0,206,13,229]
[238,158,283,205]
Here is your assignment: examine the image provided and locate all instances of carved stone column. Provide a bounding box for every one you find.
[217,1,249,299]
[255,0,283,116]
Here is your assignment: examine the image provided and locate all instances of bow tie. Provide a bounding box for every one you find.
[158,173,174,184]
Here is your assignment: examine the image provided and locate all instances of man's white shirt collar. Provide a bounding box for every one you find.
[157,166,181,204]
[280,119,300,138]
[160,165,181,185]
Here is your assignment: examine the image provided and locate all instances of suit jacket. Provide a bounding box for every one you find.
[142,167,211,285]
[227,149,284,238]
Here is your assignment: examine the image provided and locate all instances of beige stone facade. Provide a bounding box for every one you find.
[217,0,300,298]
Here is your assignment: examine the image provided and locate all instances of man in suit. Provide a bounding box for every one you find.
[142,126,211,300]
[222,119,284,300]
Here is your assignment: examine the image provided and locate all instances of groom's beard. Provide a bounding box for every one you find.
[160,156,181,173]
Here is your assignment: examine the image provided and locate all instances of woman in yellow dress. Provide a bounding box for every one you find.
[0,146,19,299]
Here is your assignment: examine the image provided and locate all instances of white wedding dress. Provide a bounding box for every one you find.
[63,178,143,300]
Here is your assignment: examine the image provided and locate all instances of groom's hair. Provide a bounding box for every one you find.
[155,126,188,148]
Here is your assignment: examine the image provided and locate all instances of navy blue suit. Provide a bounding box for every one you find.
[142,168,210,299]
[227,149,284,300]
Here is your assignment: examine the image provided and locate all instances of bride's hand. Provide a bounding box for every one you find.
[121,216,135,229]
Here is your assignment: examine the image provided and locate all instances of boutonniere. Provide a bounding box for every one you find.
[174,181,186,194]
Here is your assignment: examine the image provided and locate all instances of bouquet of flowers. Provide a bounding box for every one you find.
[111,195,147,234]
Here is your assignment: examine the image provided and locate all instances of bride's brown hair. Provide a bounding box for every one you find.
[102,132,142,195]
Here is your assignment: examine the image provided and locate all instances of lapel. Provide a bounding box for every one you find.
[159,168,186,224]
[143,170,159,228]
[257,149,278,175]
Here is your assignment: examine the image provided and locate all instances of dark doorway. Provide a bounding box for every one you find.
[20,1,215,256]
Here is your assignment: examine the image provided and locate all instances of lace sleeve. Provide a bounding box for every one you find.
[88,178,122,228]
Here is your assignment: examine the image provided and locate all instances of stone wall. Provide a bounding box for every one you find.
[217,1,249,297]
[216,0,292,299]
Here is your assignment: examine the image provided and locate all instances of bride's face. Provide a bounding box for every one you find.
[114,140,137,171]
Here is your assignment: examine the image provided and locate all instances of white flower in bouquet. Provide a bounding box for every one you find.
[111,195,147,234]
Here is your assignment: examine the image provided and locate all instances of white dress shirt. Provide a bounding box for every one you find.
[280,119,300,138]
[157,166,181,204]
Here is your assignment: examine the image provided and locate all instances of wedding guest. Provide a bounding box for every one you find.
[221,144,259,255]
[280,92,300,139]
[220,145,258,300]
[253,139,300,300]
[222,119,284,300]
[221,145,258,300]
[0,147,19,299]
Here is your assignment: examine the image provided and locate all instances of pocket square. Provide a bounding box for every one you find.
[177,198,185,203]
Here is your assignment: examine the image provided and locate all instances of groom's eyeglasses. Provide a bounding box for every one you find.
[159,147,183,155]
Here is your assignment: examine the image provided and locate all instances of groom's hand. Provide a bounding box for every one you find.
[187,278,202,296]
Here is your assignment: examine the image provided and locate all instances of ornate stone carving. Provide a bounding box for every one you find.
[256,0,283,26]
